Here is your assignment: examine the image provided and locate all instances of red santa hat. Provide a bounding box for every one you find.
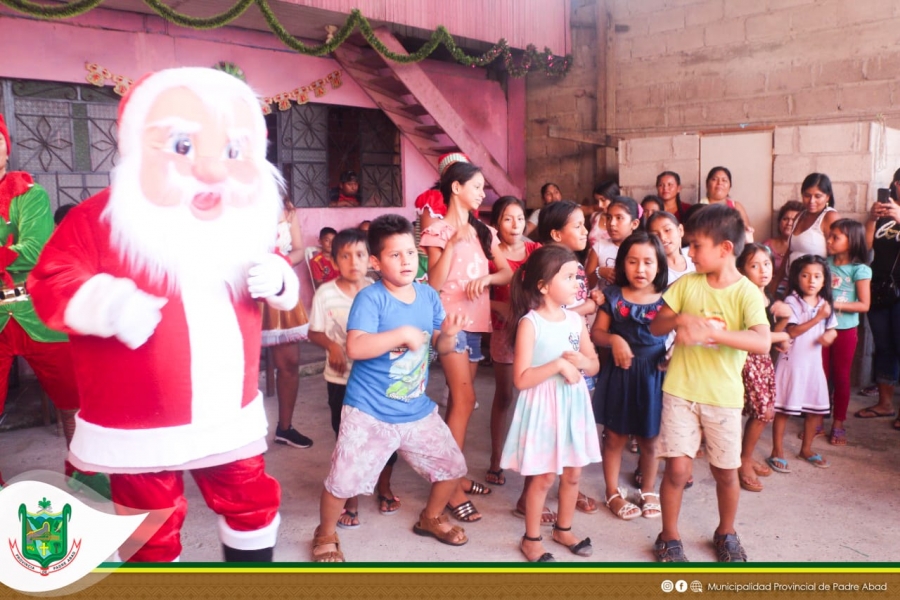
[115,67,267,160]
[0,114,11,156]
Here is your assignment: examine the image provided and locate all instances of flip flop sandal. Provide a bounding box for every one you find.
[512,505,557,527]
[576,492,600,514]
[413,511,468,546]
[446,500,482,523]
[377,495,401,515]
[752,462,772,477]
[464,480,492,495]
[336,509,361,529]
[738,473,763,493]
[605,487,640,521]
[829,428,847,446]
[854,407,895,419]
[766,456,791,474]
[485,468,506,486]
[799,453,829,468]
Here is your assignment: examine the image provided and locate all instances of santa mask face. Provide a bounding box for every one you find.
[139,87,261,221]
[105,68,283,293]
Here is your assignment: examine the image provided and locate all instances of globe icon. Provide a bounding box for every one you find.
[690,581,703,593]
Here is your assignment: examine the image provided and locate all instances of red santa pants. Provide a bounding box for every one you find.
[0,317,79,413]
[110,455,281,562]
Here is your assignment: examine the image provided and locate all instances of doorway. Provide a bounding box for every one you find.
[699,131,774,240]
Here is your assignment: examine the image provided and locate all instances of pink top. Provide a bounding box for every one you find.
[420,220,498,333]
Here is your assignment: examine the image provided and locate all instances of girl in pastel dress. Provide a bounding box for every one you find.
[590,232,668,521]
[501,245,601,562]
[769,255,838,473]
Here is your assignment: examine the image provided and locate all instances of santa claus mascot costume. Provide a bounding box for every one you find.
[28,67,299,562]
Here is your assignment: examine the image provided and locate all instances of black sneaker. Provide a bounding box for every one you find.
[713,532,747,562]
[654,534,689,562]
[274,426,313,449]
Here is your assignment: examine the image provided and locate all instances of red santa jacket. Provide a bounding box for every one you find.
[28,190,268,472]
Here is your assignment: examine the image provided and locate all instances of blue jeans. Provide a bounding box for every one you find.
[454,331,484,363]
[868,301,900,385]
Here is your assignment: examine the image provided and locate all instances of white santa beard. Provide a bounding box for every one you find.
[105,154,282,295]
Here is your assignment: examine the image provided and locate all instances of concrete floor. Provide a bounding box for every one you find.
[1,341,899,563]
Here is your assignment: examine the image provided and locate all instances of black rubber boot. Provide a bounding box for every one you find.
[222,545,274,562]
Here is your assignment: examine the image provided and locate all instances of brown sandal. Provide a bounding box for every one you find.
[312,526,344,562]
[412,510,468,546]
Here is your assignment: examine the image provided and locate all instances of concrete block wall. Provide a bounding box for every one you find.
[525,0,599,208]
[618,134,701,204]
[772,122,874,225]
[872,124,900,201]
[609,0,900,135]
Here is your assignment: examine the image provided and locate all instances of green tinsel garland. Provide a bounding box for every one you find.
[0,0,571,77]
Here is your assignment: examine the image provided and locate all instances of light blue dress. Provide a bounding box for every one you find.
[500,310,602,476]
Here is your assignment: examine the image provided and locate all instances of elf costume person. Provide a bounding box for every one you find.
[0,114,102,493]
[29,68,299,562]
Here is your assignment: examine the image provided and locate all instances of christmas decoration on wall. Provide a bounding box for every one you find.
[84,63,133,95]
[262,71,342,114]
[84,62,343,113]
[6,2,570,78]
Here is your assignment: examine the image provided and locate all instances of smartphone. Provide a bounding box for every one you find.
[878,188,892,203]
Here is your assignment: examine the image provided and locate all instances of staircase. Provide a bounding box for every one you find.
[333,29,521,198]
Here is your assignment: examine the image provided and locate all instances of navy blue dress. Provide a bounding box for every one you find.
[592,285,667,438]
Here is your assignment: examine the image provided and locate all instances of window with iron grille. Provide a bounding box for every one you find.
[0,79,403,211]
[1,79,119,212]
[270,103,402,208]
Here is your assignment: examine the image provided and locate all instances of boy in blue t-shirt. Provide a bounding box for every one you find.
[311,214,469,562]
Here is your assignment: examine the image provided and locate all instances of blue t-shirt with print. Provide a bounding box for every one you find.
[827,258,872,330]
[344,281,445,424]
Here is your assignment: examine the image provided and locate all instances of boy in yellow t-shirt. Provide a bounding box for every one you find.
[649,204,770,563]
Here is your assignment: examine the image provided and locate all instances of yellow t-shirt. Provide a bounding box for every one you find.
[662,273,768,408]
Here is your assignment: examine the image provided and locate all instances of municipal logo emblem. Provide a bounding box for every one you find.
[10,496,80,576]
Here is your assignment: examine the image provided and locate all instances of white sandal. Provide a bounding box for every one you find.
[639,491,661,519]
[605,487,640,521]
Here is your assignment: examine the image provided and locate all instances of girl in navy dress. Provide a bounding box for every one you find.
[591,232,669,520]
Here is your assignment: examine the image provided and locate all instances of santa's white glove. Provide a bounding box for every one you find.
[248,254,299,310]
[113,290,168,349]
[64,273,168,350]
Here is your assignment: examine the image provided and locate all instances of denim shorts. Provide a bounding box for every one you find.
[454,331,484,363]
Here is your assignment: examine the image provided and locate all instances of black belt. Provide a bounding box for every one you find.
[0,285,29,305]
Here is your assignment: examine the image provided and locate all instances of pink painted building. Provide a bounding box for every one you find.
[0,0,569,304]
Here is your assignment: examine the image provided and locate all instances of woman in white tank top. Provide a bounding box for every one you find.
[769,173,841,296]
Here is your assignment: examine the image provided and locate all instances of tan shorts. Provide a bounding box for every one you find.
[324,405,468,499]
[657,392,743,470]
